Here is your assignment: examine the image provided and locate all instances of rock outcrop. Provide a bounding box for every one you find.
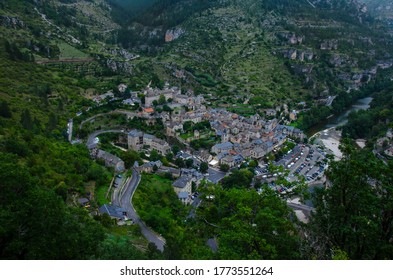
[0,16,25,29]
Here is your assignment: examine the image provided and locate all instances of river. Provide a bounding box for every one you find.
[307,97,373,138]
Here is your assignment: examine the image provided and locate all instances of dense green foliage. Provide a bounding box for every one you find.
[0,27,146,259]
[221,169,254,189]
[133,174,187,235]
[343,72,393,140]
[199,187,301,259]
[309,142,393,259]
[0,153,101,259]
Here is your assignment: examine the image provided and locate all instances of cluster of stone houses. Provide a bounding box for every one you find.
[92,91,116,104]
[84,82,310,206]
[128,130,171,156]
[138,87,305,167]
[205,110,304,166]
[90,148,125,172]
[143,83,205,110]
[159,100,305,168]
[86,82,307,176]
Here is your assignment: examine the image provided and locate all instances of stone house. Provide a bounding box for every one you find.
[96,149,125,172]
[173,176,193,197]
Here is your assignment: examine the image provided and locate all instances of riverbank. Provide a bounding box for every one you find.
[306,97,373,160]
[306,97,373,138]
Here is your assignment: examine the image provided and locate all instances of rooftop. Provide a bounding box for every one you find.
[173,176,191,189]
[178,192,189,199]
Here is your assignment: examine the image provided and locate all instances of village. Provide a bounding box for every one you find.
[71,81,332,223]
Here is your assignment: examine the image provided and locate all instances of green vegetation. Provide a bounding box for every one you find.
[343,72,393,140]
[221,169,254,189]
[190,137,219,151]
[309,141,393,259]
[219,164,230,172]
[0,26,143,259]
[198,186,301,259]
[57,42,89,59]
[133,174,187,236]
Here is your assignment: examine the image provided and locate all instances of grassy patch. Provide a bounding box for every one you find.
[108,224,143,239]
[228,105,255,116]
[96,183,110,206]
[57,42,89,59]
[180,132,193,140]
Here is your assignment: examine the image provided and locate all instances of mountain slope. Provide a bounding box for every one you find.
[116,0,393,120]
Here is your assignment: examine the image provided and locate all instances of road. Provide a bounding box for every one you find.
[118,169,166,252]
[86,129,165,250]
[86,129,126,149]
[79,110,148,130]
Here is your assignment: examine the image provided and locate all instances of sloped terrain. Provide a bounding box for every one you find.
[118,0,393,114]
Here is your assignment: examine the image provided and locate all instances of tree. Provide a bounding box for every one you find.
[95,237,147,260]
[175,158,185,168]
[139,94,146,105]
[163,104,172,112]
[123,150,141,169]
[86,163,105,181]
[150,150,161,161]
[147,242,164,260]
[249,160,258,168]
[172,145,180,155]
[0,154,107,259]
[199,162,209,173]
[309,141,393,259]
[221,169,254,189]
[219,164,230,172]
[47,112,58,131]
[200,187,301,259]
[158,94,166,105]
[0,101,12,118]
[21,109,33,130]
[186,158,194,168]
[183,121,193,132]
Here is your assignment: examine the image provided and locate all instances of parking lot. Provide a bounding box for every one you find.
[287,145,328,183]
[256,144,328,188]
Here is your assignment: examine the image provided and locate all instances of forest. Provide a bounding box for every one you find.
[342,69,393,140]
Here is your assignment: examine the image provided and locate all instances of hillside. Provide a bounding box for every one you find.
[107,0,157,14]
[0,0,150,260]
[3,0,392,115]
[360,0,393,19]
[114,0,393,121]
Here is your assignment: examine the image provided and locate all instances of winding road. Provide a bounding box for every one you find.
[79,110,146,130]
[117,169,166,252]
[86,129,127,149]
[85,128,166,251]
